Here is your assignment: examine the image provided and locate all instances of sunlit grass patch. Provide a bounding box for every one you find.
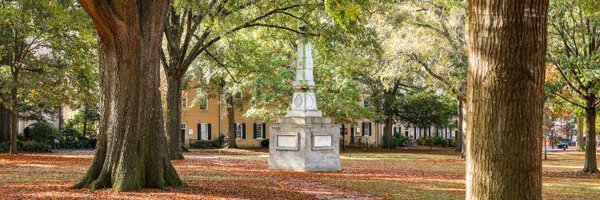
[0,166,85,183]
[342,152,457,160]
[543,180,600,200]
[324,178,464,200]
[184,175,258,182]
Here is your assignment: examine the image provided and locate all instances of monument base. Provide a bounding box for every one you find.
[268,116,340,172]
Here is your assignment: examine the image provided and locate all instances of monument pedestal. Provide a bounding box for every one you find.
[268,116,340,172]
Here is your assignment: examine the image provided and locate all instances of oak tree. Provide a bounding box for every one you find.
[72,0,184,191]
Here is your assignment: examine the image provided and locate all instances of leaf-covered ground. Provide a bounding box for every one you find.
[0,147,598,199]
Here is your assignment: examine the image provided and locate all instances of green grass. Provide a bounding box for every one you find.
[0,166,85,183]
[325,178,464,200]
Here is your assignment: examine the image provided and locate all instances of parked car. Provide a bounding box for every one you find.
[557,142,568,150]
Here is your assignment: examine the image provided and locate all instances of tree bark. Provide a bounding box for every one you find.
[382,109,393,148]
[9,108,18,155]
[166,75,184,160]
[9,69,19,155]
[58,106,64,130]
[466,0,548,199]
[577,117,585,151]
[83,106,88,136]
[72,0,184,192]
[0,106,4,142]
[226,95,237,148]
[583,99,598,173]
[456,96,466,159]
[0,105,10,143]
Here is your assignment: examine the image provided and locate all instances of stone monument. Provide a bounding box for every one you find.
[268,25,341,172]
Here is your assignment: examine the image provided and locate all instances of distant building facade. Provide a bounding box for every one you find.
[179,89,456,148]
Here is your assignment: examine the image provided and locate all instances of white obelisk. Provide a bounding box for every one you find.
[286,25,322,118]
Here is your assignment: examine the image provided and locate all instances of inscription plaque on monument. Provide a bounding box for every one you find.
[277,135,298,148]
[313,135,332,147]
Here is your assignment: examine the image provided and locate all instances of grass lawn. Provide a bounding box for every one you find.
[0,147,599,199]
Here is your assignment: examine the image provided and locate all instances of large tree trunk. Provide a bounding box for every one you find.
[382,109,393,148]
[83,106,88,136]
[9,70,18,155]
[583,100,598,173]
[9,108,18,155]
[226,95,237,148]
[72,0,184,192]
[466,0,548,199]
[58,106,64,130]
[0,105,10,143]
[0,106,4,142]
[577,117,585,151]
[456,96,466,158]
[166,75,184,160]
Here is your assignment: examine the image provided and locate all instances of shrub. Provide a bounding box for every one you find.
[189,140,210,148]
[391,134,408,148]
[19,140,52,152]
[439,138,450,147]
[0,142,8,152]
[432,136,444,146]
[261,139,269,147]
[0,140,52,152]
[189,135,227,149]
[212,134,226,148]
[446,138,456,147]
[25,122,59,144]
[55,128,96,149]
[418,136,435,147]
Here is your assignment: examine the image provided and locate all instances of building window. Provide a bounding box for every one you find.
[363,98,370,107]
[253,123,266,139]
[199,97,208,111]
[362,122,372,136]
[199,123,208,141]
[181,97,187,108]
[405,127,410,137]
[236,123,246,139]
[180,123,186,130]
[394,126,401,135]
[414,127,420,139]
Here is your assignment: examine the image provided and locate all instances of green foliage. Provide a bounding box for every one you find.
[189,134,226,149]
[63,108,99,139]
[0,140,52,152]
[396,91,457,129]
[189,141,210,148]
[56,127,96,149]
[545,0,599,109]
[391,134,408,148]
[416,136,455,147]
[0,142,8,152]
[417,136,434,146]
[19,140,52,152]
[325,0,368,26]
[260,139,269,147]
[0,0,98,119]
[24,122,58,144]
